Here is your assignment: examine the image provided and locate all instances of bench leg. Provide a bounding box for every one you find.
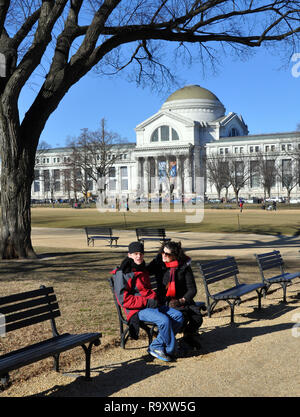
[81,339,100,379]
[281,282,288,303]
[0,373,10,390]
[225,299,240,324]
[53,353,60,372]
[207,299,218,318]
[256,289,265,309]
[121,327,130,349]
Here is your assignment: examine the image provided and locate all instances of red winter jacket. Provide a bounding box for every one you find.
[112,259,157,321]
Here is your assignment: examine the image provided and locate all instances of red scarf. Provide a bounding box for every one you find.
[165,260,179,298]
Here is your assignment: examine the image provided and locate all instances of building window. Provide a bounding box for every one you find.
[121,166,128,190]
[150,126,180,142]
[109,167,116,191]
[281,159,293,188]
[249,146,254,153]
[54,169,60,192]
[33,169,40,193]
[172,128,179,140]
[150,129,159,142]
[161,125,169,141]
[43,170,50,192]
[250,161,260,188]
[229,127,239,137]
[255,146,260,152]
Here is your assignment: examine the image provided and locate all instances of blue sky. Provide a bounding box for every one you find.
[19,46,300,148]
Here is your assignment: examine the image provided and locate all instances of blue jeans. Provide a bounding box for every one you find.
[138,306,184,355]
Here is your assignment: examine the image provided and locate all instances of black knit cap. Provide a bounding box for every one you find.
[128,241,144,254]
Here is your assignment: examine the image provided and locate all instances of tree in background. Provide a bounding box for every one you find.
[0,1,300,258]
[223,155,253,205]
[67,118,128,205]
[256,151,279,201]
[206,155,231,200]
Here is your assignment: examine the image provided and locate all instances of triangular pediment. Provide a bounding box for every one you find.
[135,110,195,130]
[216,112,246,128]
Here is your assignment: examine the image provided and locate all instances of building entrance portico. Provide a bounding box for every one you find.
[134,148,195,199]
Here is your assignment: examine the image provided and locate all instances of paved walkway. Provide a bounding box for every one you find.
[32,227,300,258]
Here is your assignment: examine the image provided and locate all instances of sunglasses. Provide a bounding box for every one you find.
[162,250,173,257]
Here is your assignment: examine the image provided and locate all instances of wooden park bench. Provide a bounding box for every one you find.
[135,228,171,246]
[108,277,157,349]
[255,250,300,303]
[0,286,101,389]
[85,227,119,247]
[198,257,266,324]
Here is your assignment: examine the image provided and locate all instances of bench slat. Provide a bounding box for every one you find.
[258,259,283,270]
[205,269,239,284]
[4,303,60,325]
[85,227,112,235]
[0,294,57,315]
[0,287,54,307]
[2,310,61,333]
[0,333,101,375]
[136,228,166,236]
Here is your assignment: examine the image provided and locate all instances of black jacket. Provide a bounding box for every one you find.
[147,254,197,305]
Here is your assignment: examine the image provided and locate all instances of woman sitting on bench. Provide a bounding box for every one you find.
[148,241,203,350]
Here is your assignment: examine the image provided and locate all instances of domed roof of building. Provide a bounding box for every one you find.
[165,84,221,103]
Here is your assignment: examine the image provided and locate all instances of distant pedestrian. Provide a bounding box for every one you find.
[239,201,244,212]
[272,201,277,211]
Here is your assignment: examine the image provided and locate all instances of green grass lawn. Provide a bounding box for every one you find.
[30,206,300,236]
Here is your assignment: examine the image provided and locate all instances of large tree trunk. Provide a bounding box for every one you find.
[0,107,37,259]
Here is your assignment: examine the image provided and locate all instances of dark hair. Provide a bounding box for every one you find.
[159,241,186,263]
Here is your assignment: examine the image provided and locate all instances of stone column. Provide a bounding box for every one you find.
[194,147,201,195]
[135,157,142,196]
[144,157,150,196]
[153,156,160,194]
[176,154,183,198]
[183,152,193,194]
[116,166,121,196]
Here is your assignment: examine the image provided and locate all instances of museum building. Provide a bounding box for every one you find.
[32,85,300,203]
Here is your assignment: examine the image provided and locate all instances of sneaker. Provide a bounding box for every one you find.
[147,348,171,362]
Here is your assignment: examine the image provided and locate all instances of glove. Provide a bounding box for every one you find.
[146,298,158,308]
